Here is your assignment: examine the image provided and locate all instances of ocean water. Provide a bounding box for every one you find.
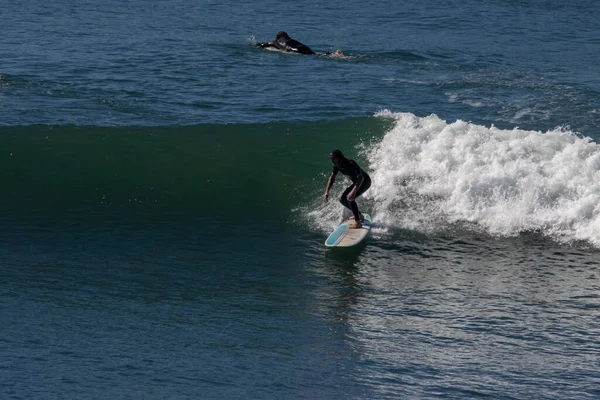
[1,0,600,399]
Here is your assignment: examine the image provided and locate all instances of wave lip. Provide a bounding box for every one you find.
[370,111,600,246]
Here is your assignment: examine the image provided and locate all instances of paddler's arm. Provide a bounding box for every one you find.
[256,40,275,49]
[323,173,336,201]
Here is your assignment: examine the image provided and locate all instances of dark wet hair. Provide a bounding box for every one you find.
[330,149,344,159]
[276,31,289,40]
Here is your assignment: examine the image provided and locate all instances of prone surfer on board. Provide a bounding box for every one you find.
[256,31,315,55]
[256,31,345,57]
[323,149,371,229]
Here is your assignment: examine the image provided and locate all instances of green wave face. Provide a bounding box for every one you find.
[0,119,390,226]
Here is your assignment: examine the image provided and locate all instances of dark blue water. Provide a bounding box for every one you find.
[2,1,600,399]
[3,0,599,132]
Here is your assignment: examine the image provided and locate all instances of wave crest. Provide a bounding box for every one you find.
[369,111,600,245]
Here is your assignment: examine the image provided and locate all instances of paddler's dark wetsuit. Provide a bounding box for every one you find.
[256,31,315,55]
[333,158,371,221]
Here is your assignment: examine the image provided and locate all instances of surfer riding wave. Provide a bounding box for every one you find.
[323,149,371,229]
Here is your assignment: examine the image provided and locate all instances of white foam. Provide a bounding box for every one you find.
[368,111,600,246]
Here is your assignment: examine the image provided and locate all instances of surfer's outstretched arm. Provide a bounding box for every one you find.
[324,173,336,201]
[256,41,275,49]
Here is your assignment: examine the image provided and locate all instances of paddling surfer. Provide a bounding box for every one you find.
[256,32,345,57]
[256,31,315,55]
[323,149,371,229]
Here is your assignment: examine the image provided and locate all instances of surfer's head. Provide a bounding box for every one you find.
[329,149,344,166]
[276,31,289,40]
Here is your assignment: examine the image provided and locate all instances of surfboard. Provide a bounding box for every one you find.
[325,214,372,248]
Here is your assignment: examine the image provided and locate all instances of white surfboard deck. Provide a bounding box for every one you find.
[325,214,372,248]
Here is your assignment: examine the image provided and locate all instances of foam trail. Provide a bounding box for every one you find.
[367,111,600,246]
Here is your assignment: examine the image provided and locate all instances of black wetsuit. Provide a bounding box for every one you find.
[256,32,315,55]
[333,159,371,221]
